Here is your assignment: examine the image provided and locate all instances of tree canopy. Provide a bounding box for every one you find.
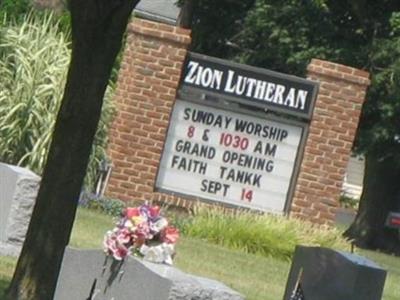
[189,0,400,174]
[189,0,400,252]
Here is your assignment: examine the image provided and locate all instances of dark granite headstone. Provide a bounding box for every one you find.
[283,246,387,300]
[54,247,244,300]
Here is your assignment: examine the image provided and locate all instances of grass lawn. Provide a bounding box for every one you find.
[175,237,290,300]
[0,208,400,300]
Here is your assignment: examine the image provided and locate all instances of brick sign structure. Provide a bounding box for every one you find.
[155,53,318,214]
[106,14,370,224]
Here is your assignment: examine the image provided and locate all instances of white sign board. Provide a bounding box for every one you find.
[156,100,304,212]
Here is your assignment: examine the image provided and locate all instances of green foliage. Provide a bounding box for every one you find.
[175,238,290,300]
[190,0,400,185]
[188,0,255,58]
[178,206,347,260]
[79,193,126,217]
[85,85,115,189]
[233,0,371,76]
[355,11,400,165]
[0,0,32,20]
[339,194,359,209]
[0,12,69,171]
[69,208,116,249]
[2,209,400,299]
[0,12,115,189]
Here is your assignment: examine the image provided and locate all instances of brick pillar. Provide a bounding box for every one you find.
[291,59,370,225]
[106,18,191,203]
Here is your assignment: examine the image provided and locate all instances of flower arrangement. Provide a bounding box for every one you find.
[103,203,179,265]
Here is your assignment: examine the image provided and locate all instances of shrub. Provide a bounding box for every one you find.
[79,192,126,217]
[0,0,32,20]
[339,193,359,209]
[179,205,348,261]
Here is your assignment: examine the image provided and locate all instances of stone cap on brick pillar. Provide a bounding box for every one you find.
[307,59,370,87]
[128,19,192,46]
[134,0,181,25]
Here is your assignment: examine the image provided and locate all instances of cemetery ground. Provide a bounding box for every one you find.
[0,209,400,300]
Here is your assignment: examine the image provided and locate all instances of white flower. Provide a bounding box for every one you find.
[151,217,168,233]
[140,243,175,265]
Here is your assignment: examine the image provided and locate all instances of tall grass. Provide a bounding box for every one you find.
[0,12,114,189]
[178,206,348,261]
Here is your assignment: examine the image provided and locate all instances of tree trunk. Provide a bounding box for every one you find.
[6,1,139,299]
[344,152,400,254]
[177,0,195,29]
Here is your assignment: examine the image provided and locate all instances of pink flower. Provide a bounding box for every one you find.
[112,243,130,260]
[161,226,179,244]
[149,205,160,218]
[125,207,140,218]
[116,228,132,245]
[103,228,133,260]
[134,221,151,240]
[103,204,179,263]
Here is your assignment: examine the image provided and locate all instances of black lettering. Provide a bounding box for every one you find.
[222,150,275,173]
[219,166,262,187]
[262,125,269,138]
[222,184,230,197]
[246,122,255,134]
[254,124,262,136]
[214,115,222,128]
[200,179,207,192]
[266,160,274,173]
[253,174,262,186]
[183,108,190,121]
[264,143,277,157]
[200,180,230,196]
[219,166,228,179]
[171,155,180,168]
[234,119,247,132]
[280,130,288,141]
[225,116,232,129]
[253,141,277,157]
[183,141,191,153]
[175,140,216,159]
[269,127,278,140]
[202,129,209,142]
[253,141,263,154]
[171,156,207,174]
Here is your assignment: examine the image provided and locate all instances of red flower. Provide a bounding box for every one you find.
[149,205,160,218]
[113,244,130,260]
[125,207,140,218]
[161,226,179,244]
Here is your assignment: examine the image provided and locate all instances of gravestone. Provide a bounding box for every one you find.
[0,162,40,257]
[54,247,244,300]
[283,245,387,300]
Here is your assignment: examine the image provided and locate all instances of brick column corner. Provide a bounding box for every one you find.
[291,59,370,225]
[105,18,191,204]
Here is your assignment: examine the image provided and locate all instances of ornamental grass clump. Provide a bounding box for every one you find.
[180,205,348,261]
[0,12,114,189]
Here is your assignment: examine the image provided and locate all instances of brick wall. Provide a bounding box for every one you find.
[106,18,192,206]
[106,19,370,224]
[290,59,370,224]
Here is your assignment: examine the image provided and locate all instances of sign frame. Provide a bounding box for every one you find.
[154,92,309,214]
[180,52,319,120]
